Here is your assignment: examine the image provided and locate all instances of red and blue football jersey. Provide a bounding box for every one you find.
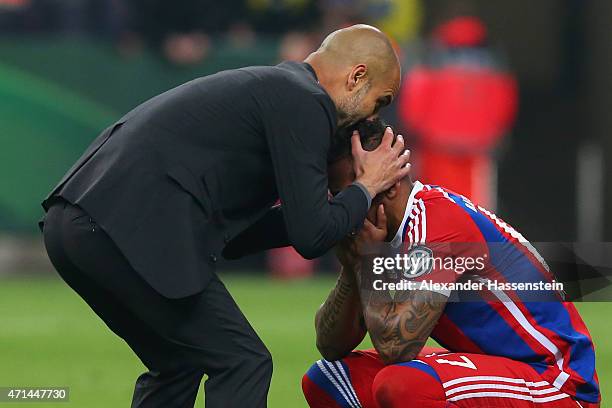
[395,181,599,403]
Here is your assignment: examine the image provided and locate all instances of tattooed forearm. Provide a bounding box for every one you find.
[364,290,447,364]
[317,276,353,338]
[315,268,367,360]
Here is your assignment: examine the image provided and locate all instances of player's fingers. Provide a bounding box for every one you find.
[362,218,377,234]
[376,204,387,230]
[351,131,365,156]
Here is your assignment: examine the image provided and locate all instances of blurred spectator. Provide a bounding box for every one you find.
[125,0,246,64]
[278,30,317,61]
[317,0,359,32]
[226,22,257,49]
[246,0,319,34]
[267,247,318,280]
[0,0,126,36]
[399,15,518,209]
[127,0,245,40]
[364,0,422,45]
[0,0,29,32]
[161,32,211,65]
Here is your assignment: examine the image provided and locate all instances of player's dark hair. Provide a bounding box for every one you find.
[328,117,393,162]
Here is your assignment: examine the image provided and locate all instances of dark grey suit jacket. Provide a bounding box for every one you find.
[42,62,368,298]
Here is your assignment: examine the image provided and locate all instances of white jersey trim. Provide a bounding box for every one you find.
[390,181,424,248]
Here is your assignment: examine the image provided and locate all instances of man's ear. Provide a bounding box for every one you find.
[347,64,367,91]
[383,182,399,200]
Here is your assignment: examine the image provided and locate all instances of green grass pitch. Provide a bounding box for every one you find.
[0,275,608,407]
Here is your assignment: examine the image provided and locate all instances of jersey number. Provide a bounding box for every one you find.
[435,355,477,370]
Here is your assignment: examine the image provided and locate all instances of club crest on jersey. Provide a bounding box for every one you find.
[402,245,434,279]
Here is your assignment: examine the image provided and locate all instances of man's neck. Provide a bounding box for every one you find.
[386,180,414,241]
[304,54,339,106]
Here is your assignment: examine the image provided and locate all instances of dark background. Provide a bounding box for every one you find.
[1,0,610,274]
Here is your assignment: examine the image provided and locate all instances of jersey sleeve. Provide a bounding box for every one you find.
[402,195,489,296]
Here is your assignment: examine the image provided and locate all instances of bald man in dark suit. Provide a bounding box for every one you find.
[41,25,408,407]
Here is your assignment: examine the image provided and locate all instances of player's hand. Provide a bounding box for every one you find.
[358,204,387,244]
[336,205,387,269]
[352,127,411,197]
[336,236,359,270]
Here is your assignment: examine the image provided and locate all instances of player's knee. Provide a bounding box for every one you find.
[372,362,446,408]
[302,365,324,407]
[302,359,358,408]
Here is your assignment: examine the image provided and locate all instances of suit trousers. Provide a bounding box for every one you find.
[42,199,273,407]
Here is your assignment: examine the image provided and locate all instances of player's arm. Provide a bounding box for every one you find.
[357,198,471,365]
[314,263,367,361]
[345,202,449,365]
[359,287,447,365]
[314,206,389,361]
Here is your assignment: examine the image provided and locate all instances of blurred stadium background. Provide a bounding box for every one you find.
[1,0,611,406]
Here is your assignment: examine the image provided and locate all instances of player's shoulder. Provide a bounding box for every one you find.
[415,184,473,217]
[406,183,483,242]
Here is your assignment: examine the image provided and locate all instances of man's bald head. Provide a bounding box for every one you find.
[316,24,400,82]
[305,25,401,128]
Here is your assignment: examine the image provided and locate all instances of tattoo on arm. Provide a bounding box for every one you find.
[317,276,354,338]
[315,268,366,360]
[364,289,447,364]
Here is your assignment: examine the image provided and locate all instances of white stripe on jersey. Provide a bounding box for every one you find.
[418,199,427,244]
[477,277,570,389]
[405,199,427,247]
[448,391,570,403]
[443,376,550,388]
[334,361,362,408]
[444,376,570,403]
[478,205,550,273]
[406,208,418,248]
[435,186,456,203]
[315,361,357,408]
[325,361,361,407]
[413,206,421,244]
[446,384,566,397]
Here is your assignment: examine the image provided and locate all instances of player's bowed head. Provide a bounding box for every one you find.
[329,118,412,244]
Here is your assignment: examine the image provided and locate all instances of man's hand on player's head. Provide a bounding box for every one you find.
[351,127,411,198]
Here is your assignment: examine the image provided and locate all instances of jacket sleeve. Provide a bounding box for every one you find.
[222,205,290,259]
[259,88,369,259]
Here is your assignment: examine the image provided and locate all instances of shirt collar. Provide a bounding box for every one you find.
[279,61,318,82]
[303,62,319,82]
[390,180,424,248]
